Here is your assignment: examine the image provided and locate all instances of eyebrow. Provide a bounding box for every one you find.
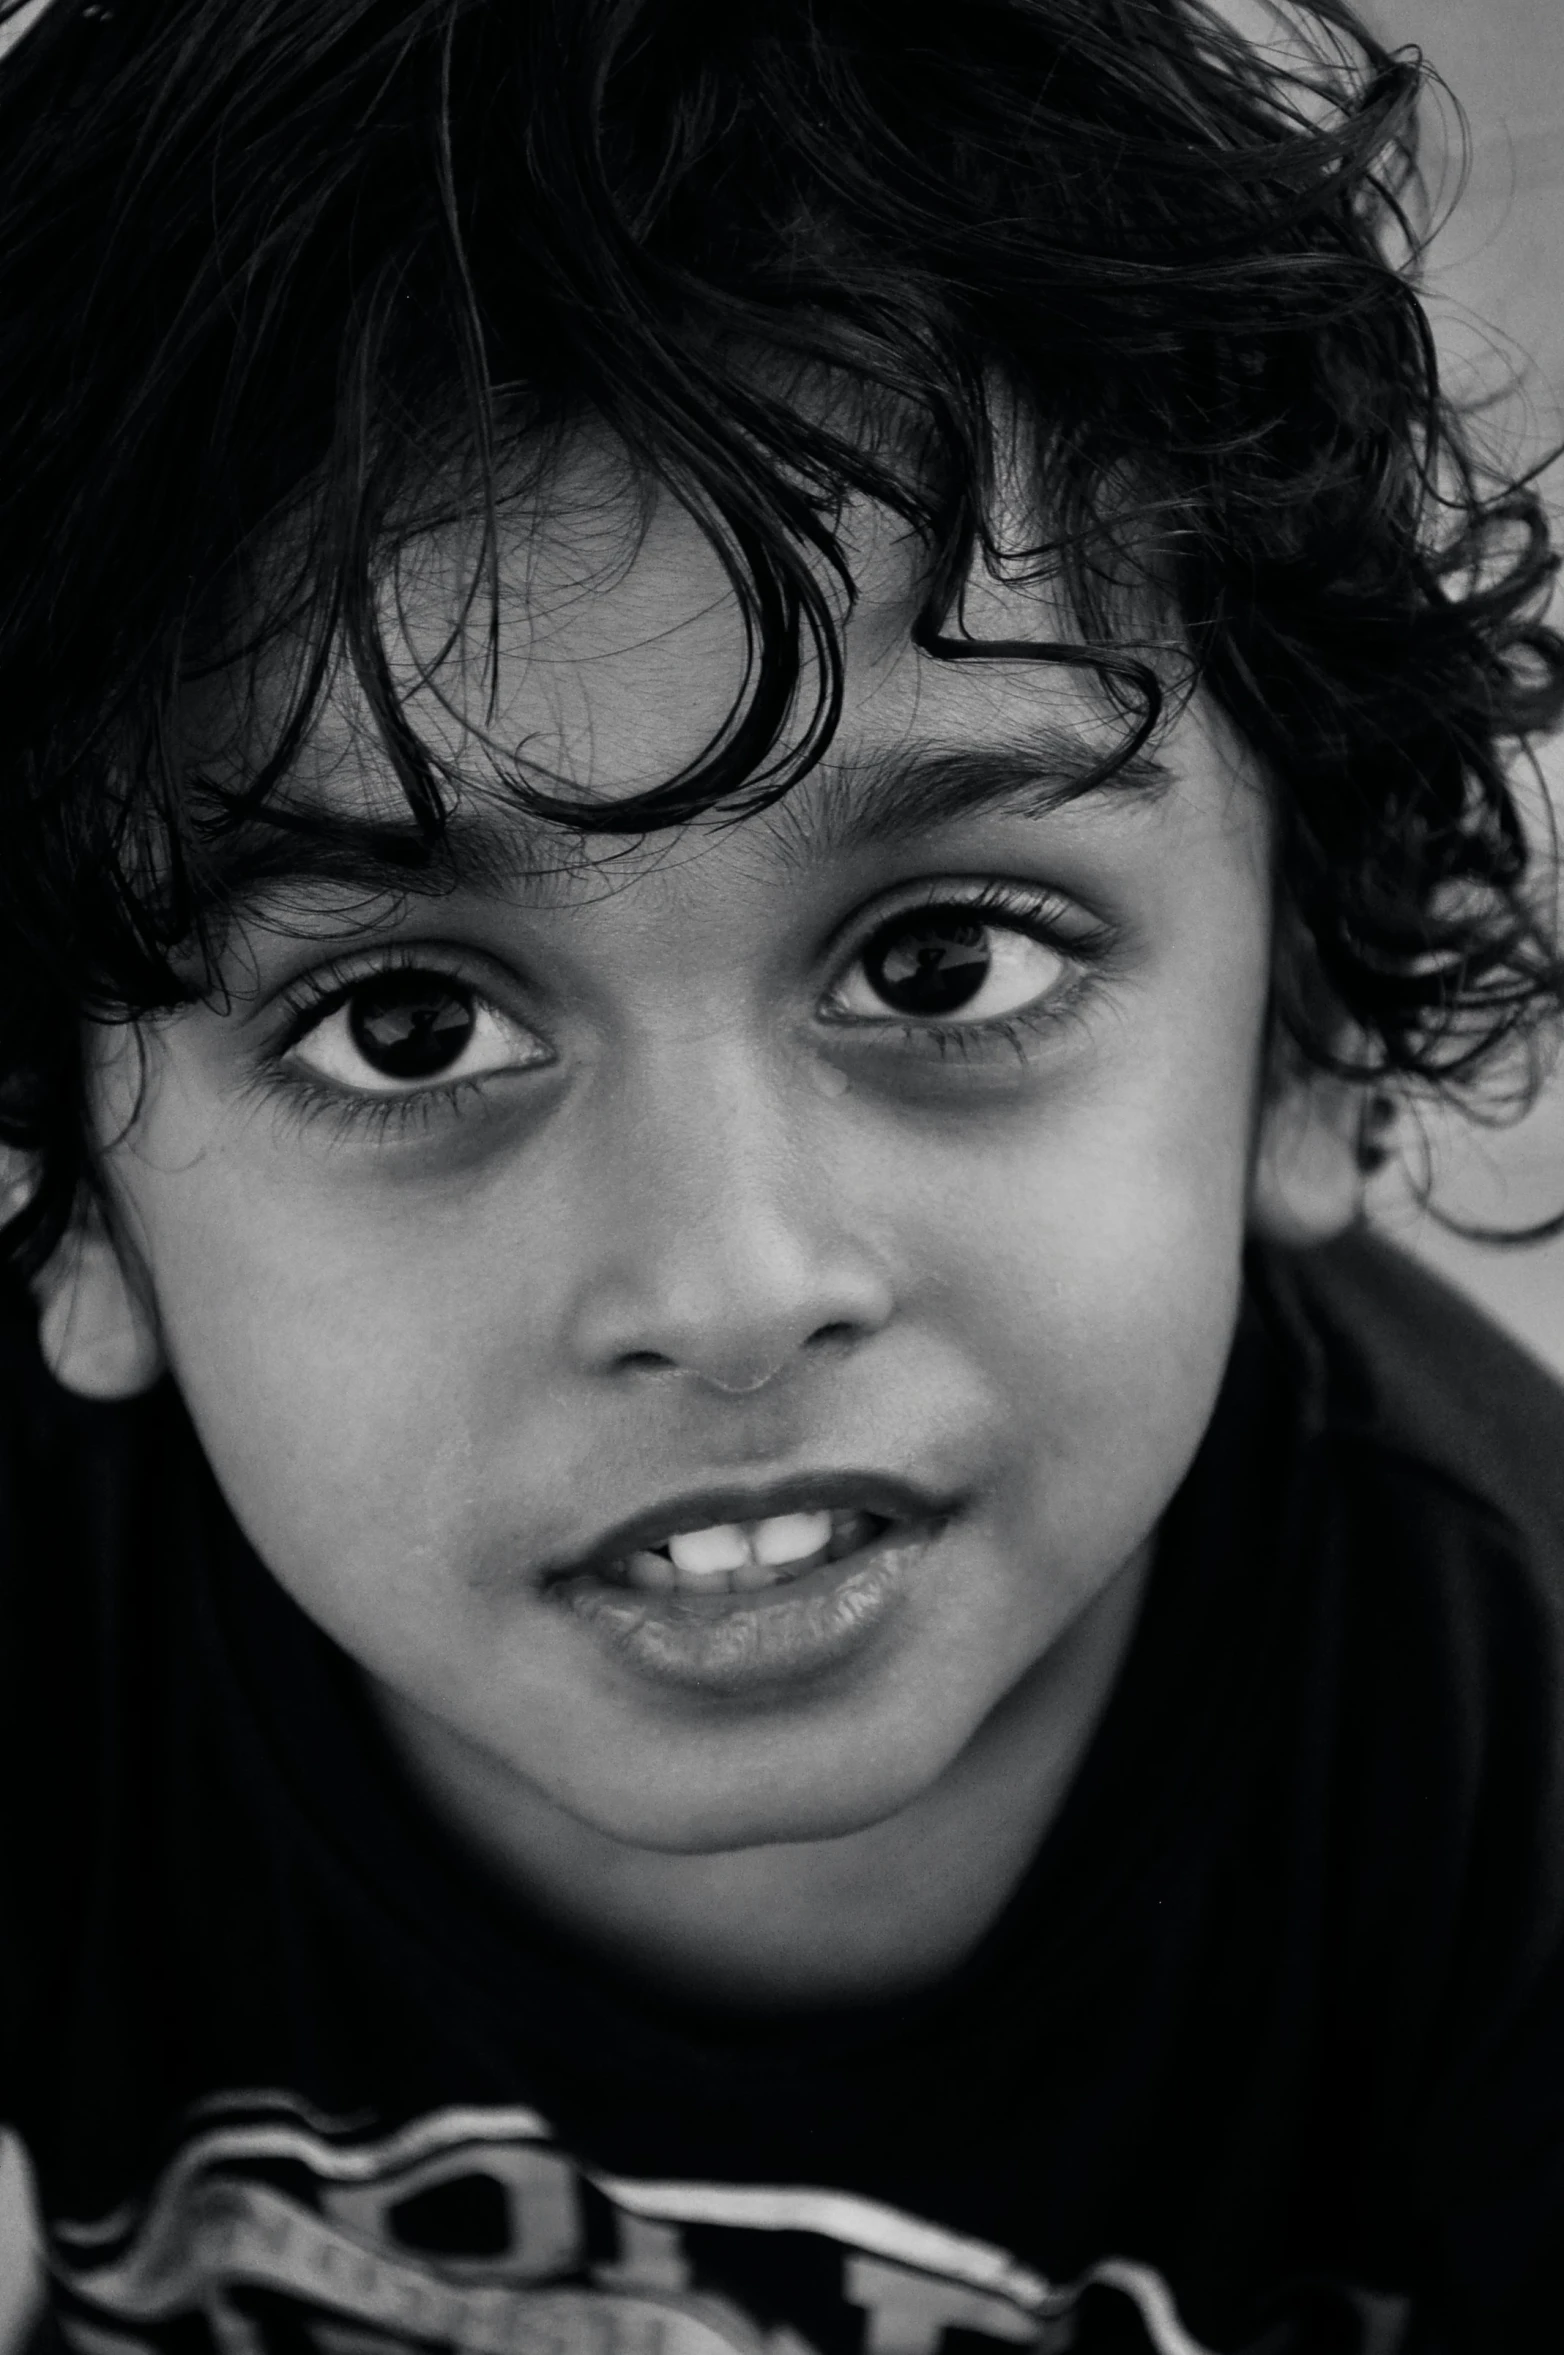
[204,722,1174,921]
[778,728,1172,862]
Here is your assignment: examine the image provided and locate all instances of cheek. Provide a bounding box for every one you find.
[129,1156,522,1619]
[936,1110,1248,1451]
[917,937,1267,1551]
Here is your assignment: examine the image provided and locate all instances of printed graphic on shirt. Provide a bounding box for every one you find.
[46,2095,1218,2355]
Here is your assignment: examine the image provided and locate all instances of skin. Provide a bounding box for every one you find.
[44,451,1344,2008]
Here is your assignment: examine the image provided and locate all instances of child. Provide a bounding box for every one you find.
[1,0,1562,2349]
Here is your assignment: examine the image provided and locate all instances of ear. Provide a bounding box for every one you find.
[33,1201,166,1400]
[1248,1073,1376,1249]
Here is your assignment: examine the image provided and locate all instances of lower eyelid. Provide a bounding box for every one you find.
[823,953,1099,1053]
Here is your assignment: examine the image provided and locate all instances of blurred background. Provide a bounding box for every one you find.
[1357,0,1564,1365]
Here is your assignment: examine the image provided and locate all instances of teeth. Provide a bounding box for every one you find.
[666,1523,752,1577]
[730,1555,781,1592]
[620,1508,853,1595]
[750,1510,834,1566]
[622,1548,678,1591]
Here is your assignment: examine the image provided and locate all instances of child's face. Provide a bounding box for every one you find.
[86,453,1275,1854]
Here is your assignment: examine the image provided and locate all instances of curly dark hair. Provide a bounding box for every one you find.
[0,0,1559,1275]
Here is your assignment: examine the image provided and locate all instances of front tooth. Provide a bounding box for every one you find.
[666,1523,752,1576]
[749,1510,834,1567]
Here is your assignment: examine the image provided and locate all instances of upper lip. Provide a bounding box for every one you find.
[544,1471,957,1581]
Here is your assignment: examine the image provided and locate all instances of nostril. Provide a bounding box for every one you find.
[618,1349,676,1375]
[806,1320,863,1351]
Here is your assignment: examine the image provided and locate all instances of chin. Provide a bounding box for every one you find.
[559,1736,950,1856]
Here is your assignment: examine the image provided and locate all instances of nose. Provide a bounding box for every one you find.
[562,1044,896,1394]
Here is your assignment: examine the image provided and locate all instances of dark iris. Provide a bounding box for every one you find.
[864,913,992,1016]
[347,973,477,1080]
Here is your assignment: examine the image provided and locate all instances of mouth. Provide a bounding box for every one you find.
[540,1474,957,1687]
[588,1503,899,1599]
[545,1474,947,1598]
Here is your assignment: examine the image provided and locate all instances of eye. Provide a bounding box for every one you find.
[829,905,1071,1025]
[286,968,551,1095]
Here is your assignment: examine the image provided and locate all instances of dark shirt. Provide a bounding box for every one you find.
[4,1233,1564,2355]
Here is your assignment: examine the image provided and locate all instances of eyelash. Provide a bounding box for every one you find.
[256,946,515,1146]
[266,1073,492,1150]
[824,879,1104,1064]
[251,882,1107,1143]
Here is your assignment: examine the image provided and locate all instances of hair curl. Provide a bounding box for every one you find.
[0,0,1559,1273]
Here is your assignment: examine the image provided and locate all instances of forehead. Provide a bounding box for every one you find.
[215,431,1253,900]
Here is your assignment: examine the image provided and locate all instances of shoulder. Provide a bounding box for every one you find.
[1234,1232,1564,1816]
[0,1272,219,2097]
[1259,1227,1564,1565]
[0,1270,209,1728]
[1235,1238,1564,1963]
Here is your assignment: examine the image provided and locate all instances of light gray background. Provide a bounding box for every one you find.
[1360,0,1564,1363]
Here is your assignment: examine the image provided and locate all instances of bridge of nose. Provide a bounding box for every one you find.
[557,1021,896,1389]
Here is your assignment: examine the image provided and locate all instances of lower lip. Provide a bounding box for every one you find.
[551,1517,949,1692]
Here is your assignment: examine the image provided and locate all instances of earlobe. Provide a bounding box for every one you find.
[34,1214,166,1400]
[1248,1076,1374,1249]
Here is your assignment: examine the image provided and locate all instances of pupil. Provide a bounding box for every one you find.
[867,915,991,1016]
[348,974,477,1079]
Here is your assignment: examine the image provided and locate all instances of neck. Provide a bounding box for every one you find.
[372,1544,1151,2013]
